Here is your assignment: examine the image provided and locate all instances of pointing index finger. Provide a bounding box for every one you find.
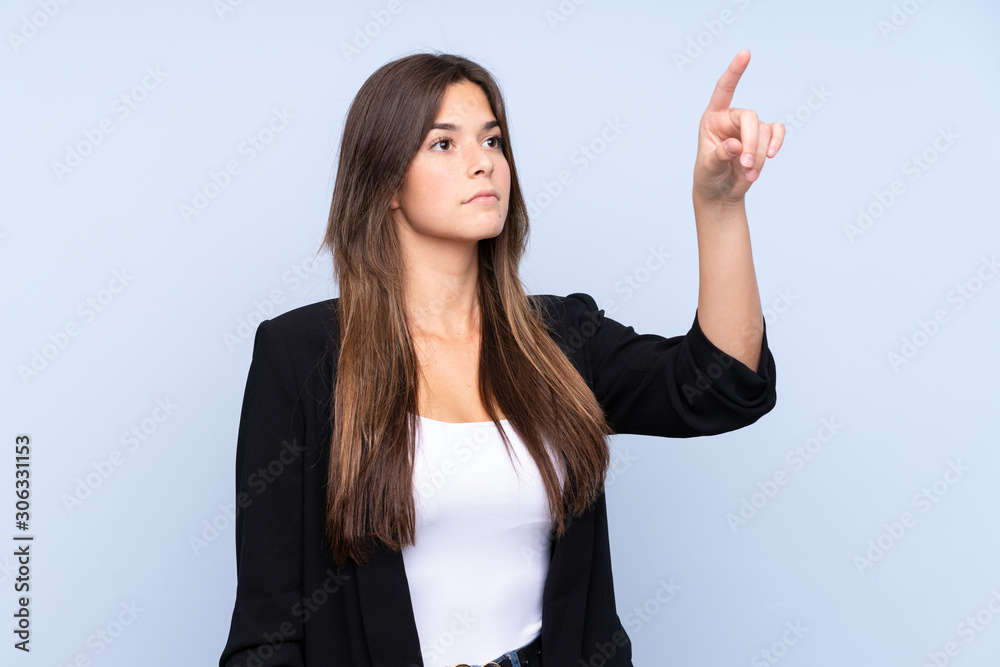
[706,49,751,113]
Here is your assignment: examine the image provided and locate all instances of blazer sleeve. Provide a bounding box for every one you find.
[568,292,776,438]
[220,320,306,667]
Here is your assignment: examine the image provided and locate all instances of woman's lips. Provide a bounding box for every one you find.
[466,194,499,204]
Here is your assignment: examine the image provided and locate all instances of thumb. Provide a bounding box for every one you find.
[701,138,742,176]
[715,138,742,165]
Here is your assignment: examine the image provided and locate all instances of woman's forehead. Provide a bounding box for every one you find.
[435,81,495,124]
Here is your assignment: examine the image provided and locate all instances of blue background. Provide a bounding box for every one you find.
[3,1,999,665]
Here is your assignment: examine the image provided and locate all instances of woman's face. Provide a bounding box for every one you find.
[390,80,511,247]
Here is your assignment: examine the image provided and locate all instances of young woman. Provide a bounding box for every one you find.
[220,50,782,667]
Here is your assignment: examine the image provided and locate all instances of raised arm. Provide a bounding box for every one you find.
[690,49,784,372]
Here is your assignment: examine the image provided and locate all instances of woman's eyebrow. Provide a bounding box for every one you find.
[429,119,500,132]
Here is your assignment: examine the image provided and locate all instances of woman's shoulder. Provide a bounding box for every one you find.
[529,291,599,313]
[267,297,340,329]
[253,298,341,368]
[529,292,603,330]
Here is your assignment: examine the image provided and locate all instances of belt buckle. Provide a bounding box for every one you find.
[451,663,502,667]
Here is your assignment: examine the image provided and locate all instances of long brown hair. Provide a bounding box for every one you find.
[323,52,611,567]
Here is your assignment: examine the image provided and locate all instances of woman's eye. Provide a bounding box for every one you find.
[429,135,503,151]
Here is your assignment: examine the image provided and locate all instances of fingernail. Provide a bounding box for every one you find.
[741,153,754,168]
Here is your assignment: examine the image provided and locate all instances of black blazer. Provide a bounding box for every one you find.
[219,292,777,667]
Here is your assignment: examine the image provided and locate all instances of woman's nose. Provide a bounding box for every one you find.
[465,143,494,175]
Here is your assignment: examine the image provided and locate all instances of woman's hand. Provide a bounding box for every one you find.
[692,49,784,206]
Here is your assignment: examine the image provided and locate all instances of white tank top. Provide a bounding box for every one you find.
[401,414,560,666]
